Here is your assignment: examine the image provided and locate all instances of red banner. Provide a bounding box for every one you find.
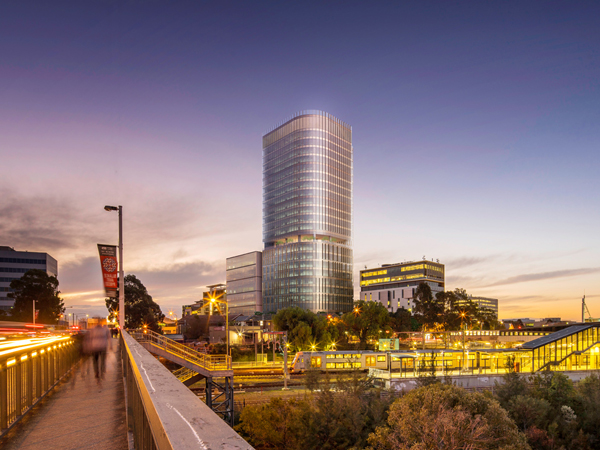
[97,244,118,298]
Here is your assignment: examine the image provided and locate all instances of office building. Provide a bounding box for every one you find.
[360,260,445,313]
[0,246,58,312]
[455,296,499,316]
[262,110,354,313]
[226,251,263,316]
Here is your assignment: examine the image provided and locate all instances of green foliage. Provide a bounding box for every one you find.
[368,383,530,450]
[341,300,390,344]
[390,307,419,332]
[273,306,340,350]
[237,371,390,450]
[105,274,164,331]
[9,269,65,323]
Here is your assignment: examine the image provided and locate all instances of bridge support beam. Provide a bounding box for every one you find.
[205,376,234,426]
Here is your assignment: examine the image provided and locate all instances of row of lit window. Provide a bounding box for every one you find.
[362,269,387,278]
[401,264,443,272]
[360,273,425,286]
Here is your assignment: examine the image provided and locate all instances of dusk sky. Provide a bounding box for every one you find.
[1,1,598,321]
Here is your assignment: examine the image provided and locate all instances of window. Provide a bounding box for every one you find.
[366,356,376,366]
[311,357,322,368]
[377,355,386,362]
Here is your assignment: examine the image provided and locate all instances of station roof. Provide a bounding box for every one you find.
[522,324,597,350]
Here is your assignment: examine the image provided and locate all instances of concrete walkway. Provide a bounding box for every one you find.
[0,338,128,450]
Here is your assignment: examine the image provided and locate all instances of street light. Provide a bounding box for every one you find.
[209,296,229,357]
[105,205,124,330]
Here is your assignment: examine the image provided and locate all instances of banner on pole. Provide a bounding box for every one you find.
[97,244,118,298]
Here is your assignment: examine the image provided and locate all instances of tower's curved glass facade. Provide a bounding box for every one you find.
[262,111,353,313]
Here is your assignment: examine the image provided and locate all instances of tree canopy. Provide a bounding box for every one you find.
[341,300,391,344]
[105,274,164,331]
[368,383,530,450]
[273,306,339,350]
[9,269,65,323]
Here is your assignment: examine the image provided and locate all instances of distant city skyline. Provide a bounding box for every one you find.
[1,2,598,320]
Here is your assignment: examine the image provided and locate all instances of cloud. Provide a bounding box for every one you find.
[444,256,497,269]
[0,188,98,253]
[485,267,600,287]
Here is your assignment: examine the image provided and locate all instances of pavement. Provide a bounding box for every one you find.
[0,338,128,450]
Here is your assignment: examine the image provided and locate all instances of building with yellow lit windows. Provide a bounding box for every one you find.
[360,260,444,312]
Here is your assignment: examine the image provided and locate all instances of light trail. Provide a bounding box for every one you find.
[0,336,71,357]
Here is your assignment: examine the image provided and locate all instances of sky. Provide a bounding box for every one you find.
[1,1,599,321]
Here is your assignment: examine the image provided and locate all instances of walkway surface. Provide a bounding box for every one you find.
[0,338,128,450]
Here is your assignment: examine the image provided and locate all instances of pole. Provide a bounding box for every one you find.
[118,205,124,331]
[226,301,229,359]
[33,300,35,325]
[283,332,289,390]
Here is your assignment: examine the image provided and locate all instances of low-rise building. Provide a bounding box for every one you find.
[0,246,58,312]
[455,296,499,316]
[360,260,445,313]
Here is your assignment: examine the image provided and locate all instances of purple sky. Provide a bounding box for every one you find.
[1,1,599,320]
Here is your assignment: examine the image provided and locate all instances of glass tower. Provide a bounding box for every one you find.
[262,110,353,313]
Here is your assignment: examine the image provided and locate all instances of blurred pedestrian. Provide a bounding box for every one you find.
[87,324,110,379]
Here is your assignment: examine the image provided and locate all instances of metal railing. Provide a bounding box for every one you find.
[130,329,231,371]
[121,330,252,450]
[0,335,77,435]
[172,366,196,383]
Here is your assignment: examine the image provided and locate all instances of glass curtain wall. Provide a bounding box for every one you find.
[262,111,353,313]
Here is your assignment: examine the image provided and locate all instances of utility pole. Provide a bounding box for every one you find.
[32,300,35,325]
[118,205,124,331]
[283,331,289,390]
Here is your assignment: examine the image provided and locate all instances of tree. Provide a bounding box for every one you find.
[105,274,164,331]
[273,306,341,350]
[390,307,419,332]
[9,269,65,323]
[412,282,444,331]
[368,383,530,450]
[341,300,390,344]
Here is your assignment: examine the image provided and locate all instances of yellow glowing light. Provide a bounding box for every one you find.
[7,359,16,366]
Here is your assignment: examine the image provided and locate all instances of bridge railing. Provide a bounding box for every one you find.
[121,330,252,450]
[130,329,231,371]
[0,334,77,436]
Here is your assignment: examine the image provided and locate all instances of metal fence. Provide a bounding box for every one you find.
[0,335,78,435]
[121,330,252,450]
[130,329,230,371]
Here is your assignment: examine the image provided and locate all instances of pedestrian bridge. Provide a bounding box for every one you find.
[0,329,253,450]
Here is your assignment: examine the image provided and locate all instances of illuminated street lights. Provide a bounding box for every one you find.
[104,205,124,330]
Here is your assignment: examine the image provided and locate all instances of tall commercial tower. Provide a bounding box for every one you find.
[262,110,353,314]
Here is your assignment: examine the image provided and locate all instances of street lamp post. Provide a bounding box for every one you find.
[105,205,124,330]
[210,297,229,357]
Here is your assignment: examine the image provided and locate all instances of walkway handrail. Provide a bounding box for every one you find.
[121,330,252,449]
[0,335,77,435]
[130,329,231,371]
